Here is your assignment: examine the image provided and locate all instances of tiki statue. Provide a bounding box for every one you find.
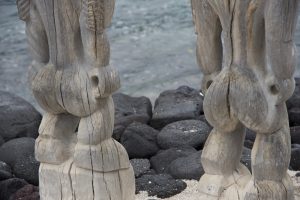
[17,0,135,199]
[191,0,299,199]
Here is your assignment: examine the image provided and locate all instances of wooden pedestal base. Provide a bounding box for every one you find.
[197,164,251,200]
[39,159,135,200]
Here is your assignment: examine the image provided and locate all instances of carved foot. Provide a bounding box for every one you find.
[74,139,130,172]
[35,136,75,164]
[243,174,294,200]
[198,164,251,200]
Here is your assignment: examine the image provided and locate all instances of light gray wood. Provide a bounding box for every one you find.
[17,0,135,199]
[191,0,299,199]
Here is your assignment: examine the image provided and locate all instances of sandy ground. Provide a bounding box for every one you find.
[135,171,300,200]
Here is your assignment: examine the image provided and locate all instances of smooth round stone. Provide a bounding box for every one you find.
[157,120,211,149]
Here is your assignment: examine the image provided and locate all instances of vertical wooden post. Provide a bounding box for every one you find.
[17,0,135,199]
[191,0,299,199]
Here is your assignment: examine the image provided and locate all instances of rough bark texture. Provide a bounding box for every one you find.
[191,0,299,199]
[17,0,135,199]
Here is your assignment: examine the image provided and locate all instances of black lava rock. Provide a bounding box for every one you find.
[287,77,300,110]
[287,78,300,126]
[121,122,159,158]
[0,91,41,142]
[0,178,28,200]
[9,184,39,200]
[0,136,4,147]
[0,161,13,181]
[151,86,203,129]
[130,159,151,178]
[167,151,204,180]
[245,129,256,142]
[197,115,211,127]
[241,147,252,172]
[290,147,300,171]
[289,108,300,127]
[136,174,187,198]
[0,138,39,185]
[244,140,254,149]
[292,144,300,149]
[113,93,152,141]
[157,120,211,149]
[150,146,197,173]
[291,126,300,144]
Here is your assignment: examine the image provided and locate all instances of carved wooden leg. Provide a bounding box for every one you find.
[198,124,251,199]
[37,113,80,200]
[73,97,134,200]
[74,97,130,171]
[38,98,134,200]
[35,112,79,164]
[244,115,294,200]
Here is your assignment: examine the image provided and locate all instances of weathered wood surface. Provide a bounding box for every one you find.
[17,0,135,199]
[191,0,299,199]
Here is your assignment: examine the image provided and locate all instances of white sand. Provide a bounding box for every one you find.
[136,171,300,200]
[135,180,200,200]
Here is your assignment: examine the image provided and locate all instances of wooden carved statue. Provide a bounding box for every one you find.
[17,0,135,199]
[191,0,299,199]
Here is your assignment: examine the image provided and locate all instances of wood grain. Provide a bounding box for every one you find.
[191,0,299,199]
[18,0,134,199]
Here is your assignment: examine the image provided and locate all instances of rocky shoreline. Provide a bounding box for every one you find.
[0,79,300,199]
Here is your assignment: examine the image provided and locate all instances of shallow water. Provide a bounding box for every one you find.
[0,0,300,110]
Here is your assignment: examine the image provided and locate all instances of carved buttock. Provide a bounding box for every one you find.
[204,66,286,134]
[203,68,240,133]
[31,64,64,114]
[31,64,97,116]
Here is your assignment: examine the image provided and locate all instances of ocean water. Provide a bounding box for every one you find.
[0,0,299,109]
